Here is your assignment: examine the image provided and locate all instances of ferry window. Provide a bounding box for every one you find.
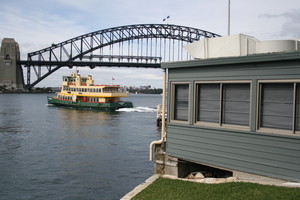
[258,82,300,134]
[172,83,189,121]
[196,82,250,127]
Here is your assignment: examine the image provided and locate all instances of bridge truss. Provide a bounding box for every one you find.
[18,24,221,89]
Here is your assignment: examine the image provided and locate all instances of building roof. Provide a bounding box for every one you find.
[162,51,300,69]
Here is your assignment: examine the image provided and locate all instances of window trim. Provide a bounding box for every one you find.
[257,80,300,135]
[194,80,252,130]
[170,82,191,124]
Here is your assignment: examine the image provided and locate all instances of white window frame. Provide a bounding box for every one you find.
[170,82,191,124]
[257,80,300,135]
[195,80,252,130]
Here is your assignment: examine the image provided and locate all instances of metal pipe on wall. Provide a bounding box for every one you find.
[149,69,167,161]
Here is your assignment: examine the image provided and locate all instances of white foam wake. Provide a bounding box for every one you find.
[116,107,156,113]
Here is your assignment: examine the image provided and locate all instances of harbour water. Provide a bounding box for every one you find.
[0,93,161,200]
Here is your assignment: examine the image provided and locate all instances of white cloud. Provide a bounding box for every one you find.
[0,2,87,59]
[260,9,300,38]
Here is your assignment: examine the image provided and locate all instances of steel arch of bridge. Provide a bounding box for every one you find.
[21,24,221,89]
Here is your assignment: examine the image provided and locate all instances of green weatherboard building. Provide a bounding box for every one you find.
[158,34,300,182]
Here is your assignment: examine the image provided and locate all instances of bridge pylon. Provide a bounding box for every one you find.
[0,38,25,91]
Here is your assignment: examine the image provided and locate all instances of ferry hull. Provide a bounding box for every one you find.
[47,97,133,111]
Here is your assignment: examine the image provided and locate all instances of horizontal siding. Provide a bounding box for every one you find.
[166,124,300,182]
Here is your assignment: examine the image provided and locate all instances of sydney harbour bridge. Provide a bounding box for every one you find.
[15,24,221,90]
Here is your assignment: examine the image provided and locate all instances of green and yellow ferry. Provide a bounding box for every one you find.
[47,73,133,110]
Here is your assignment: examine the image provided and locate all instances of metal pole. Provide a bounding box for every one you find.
[228,0,231,35]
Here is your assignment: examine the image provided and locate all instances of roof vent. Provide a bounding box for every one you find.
[184,34,300,59]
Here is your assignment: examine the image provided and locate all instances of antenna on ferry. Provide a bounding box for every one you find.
[112,77,115,85]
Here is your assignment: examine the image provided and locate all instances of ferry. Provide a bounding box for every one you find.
[47,73,133,110]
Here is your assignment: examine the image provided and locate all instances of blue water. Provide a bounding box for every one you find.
[0,93,161,199]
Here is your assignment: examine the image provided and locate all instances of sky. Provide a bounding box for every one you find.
[1,0,300,88]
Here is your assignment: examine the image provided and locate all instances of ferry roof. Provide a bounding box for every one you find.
[67,84,121,87]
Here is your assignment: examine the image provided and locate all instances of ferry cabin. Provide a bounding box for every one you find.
[159,34,300,182]
[57,73,127,103]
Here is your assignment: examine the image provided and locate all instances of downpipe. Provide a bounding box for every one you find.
[150,69,166,161]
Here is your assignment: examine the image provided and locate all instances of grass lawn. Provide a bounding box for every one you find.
[133,178,300,200]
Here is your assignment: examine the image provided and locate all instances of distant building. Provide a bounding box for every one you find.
[139,85,151,90]
[155,34,300,182]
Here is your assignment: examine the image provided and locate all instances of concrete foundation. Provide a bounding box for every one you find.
[0,38,24,91]
[154,143,191,178]
[233,171,287,185]
[154,143,295,185]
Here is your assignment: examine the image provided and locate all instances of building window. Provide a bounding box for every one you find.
[197,84,220,123]
[196,82,250,127]
[259,82,300,134]
[222,84,250,126]
[172,83,189,122]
